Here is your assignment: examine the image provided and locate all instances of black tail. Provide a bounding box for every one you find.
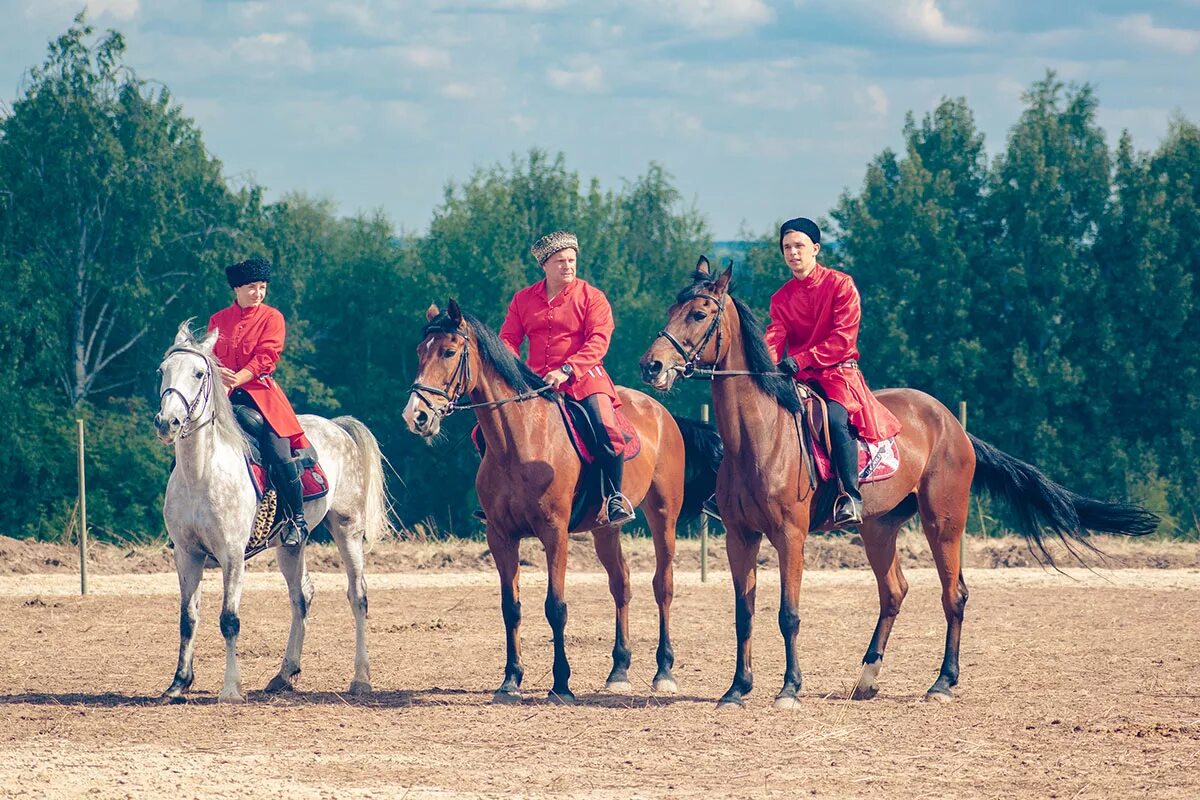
[968,434,1159,566]
[673,415,723,521]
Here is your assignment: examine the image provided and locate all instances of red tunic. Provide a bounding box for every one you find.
[499,278,620,404]
[764,264,902,443]
[207,302,305,439]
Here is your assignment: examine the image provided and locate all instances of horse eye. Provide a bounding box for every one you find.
[194,370,204,379]
[442,349,456,358]
[690,311,708,322]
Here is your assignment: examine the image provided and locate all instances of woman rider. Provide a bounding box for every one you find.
[764,217,902,526]
[208,257,310,546]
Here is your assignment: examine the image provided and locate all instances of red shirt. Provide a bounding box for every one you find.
[499,278,620,403]
[764,265,901,443]
[208,302,304,438]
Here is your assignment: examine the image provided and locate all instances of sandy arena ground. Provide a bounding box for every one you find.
[0,536,1197,799]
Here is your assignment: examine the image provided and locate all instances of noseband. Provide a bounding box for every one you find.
[159,346,215,438]
[655,291,726,378]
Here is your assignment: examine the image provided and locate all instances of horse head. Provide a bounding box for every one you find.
[155,321,219,444]
[640,255,734,391]
[405,299,479,439]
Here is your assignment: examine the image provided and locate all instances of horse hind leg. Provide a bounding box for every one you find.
[641,493,679,694]
[592,526,633,693]
[917,481,970,703]
[330,515,372,696]
[852,514,911,700]
[163,545,206,701]
[218,554,247,703]
[264,538,316,694]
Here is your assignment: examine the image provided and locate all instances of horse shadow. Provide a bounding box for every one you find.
[0,687,714,709]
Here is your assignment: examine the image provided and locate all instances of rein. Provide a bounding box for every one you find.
[409,331,554,419]
[160,346,216,438]
[656,291,784,380]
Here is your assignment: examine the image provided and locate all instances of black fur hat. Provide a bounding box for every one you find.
[225,257,272,288]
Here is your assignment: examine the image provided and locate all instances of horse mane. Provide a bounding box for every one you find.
[423,309,549,397]
[166,326,250,458]
[677,270,802,414]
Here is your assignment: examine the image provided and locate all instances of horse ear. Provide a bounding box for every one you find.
[695,255,710,275]
[713,264,733,293]
[174,319,195,346]
[199,327,219,353]
[426,303,440,322]
[447,298,463,325]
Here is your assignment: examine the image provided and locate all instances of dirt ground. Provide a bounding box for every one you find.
[0,535,1197,799]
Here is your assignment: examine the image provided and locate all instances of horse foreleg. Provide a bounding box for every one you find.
[719,524,762,708]
[592,526,632,692]
[488,526,524,704]
[853,518,909,700]
[774,527,807,709]
[164,545,205,701]
[332,523,371,696]
[218,555,247,703]
[265,541,313,694]
[541,526,574,704]
[641,498,678,693]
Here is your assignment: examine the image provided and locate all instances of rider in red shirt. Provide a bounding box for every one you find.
[208,257,310,546]
[764,218,902,525]
[499,231,634,525]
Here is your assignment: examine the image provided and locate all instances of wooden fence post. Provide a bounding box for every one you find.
[699,403,710,583]
[77,418,89,596]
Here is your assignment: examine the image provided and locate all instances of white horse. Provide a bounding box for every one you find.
[154,322,392,702]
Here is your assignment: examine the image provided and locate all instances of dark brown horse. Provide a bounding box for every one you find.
[639,259,1158,708]
[404,300,719,704]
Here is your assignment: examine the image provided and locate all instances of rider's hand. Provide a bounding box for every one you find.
[217,366,238,388]
[543,368,570,390]
[777,356,799,378]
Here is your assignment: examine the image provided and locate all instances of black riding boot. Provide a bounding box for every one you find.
[271,458,310,547]
[829,428,863,527]
[601,453,635,525]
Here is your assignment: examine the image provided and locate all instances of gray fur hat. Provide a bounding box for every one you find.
[530,231,579,265]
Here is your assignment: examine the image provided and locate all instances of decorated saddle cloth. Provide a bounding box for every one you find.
[233,405,329,501]
[811,436,900,485]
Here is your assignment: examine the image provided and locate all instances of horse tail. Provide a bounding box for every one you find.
[968,433,1158,565]
[333,415,396,546]
[672,414,723,521]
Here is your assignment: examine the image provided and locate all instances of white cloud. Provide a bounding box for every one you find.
[642,0,774,35]
[1122,14,1200,55]
[864,84,888,116]
[509,113,535,134]
[440,82,477,100]
[893,0,981,45]
[403,46,451,71]
[546,63,605,93]
[232,32,315,72]
[379,99,427,131]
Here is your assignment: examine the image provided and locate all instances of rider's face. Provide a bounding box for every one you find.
[781,231,819,279]
[234,281,268,308]
[541,249,577,288]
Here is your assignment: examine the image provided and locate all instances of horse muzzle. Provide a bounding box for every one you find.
[639,358,677,392]
[154,411,181,443]
[402,394,442,439]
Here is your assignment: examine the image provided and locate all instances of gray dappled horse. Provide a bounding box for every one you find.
[154,322,392,702]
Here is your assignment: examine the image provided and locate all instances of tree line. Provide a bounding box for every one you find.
[1,17,1196,543]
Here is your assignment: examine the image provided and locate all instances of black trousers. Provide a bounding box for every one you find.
[231,389,292,466]
[825,399,862,502]
[579,394,625,497]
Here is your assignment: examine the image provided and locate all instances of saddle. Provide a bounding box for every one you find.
[469,396,642,532]
[791,385,899,531]
[233,404,329,558]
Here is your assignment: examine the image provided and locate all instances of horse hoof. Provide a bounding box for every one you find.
[925,690,953,704]
[605,680,633,694]
[218,690,246,704]
[851,686,879,701]
[547,690,577,705]
[492,690,523,705]
[160,691,187,705]
[716,698,745,711]
[773,695,801,710]
[652,677,679,694]
[348,680,372,697]
[264,675,294,694]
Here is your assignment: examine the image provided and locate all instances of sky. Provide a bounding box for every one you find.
[3,1,1199,239]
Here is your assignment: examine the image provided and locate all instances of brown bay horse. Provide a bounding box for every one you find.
[639,259,1159,708]
[404,300,720,704]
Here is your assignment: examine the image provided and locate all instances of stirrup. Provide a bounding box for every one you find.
[832,495,863,527]
[701,494,722,522]
[604,493,635,525]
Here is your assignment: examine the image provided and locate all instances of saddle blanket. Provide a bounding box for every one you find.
[247,455,329,502]
[812,436,899,484]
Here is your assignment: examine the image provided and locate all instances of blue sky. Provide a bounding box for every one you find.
[3,1,1199,238]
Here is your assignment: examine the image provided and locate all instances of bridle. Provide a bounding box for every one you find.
[654,290,728,379]
[159,346,215,438]
[409,328,553,420]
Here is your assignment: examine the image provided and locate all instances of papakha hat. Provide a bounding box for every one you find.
[225,257,272,288]
[530,231,579,265]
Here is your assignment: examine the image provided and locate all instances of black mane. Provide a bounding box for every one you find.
[677,270,801,414]
[423,308,548,396]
